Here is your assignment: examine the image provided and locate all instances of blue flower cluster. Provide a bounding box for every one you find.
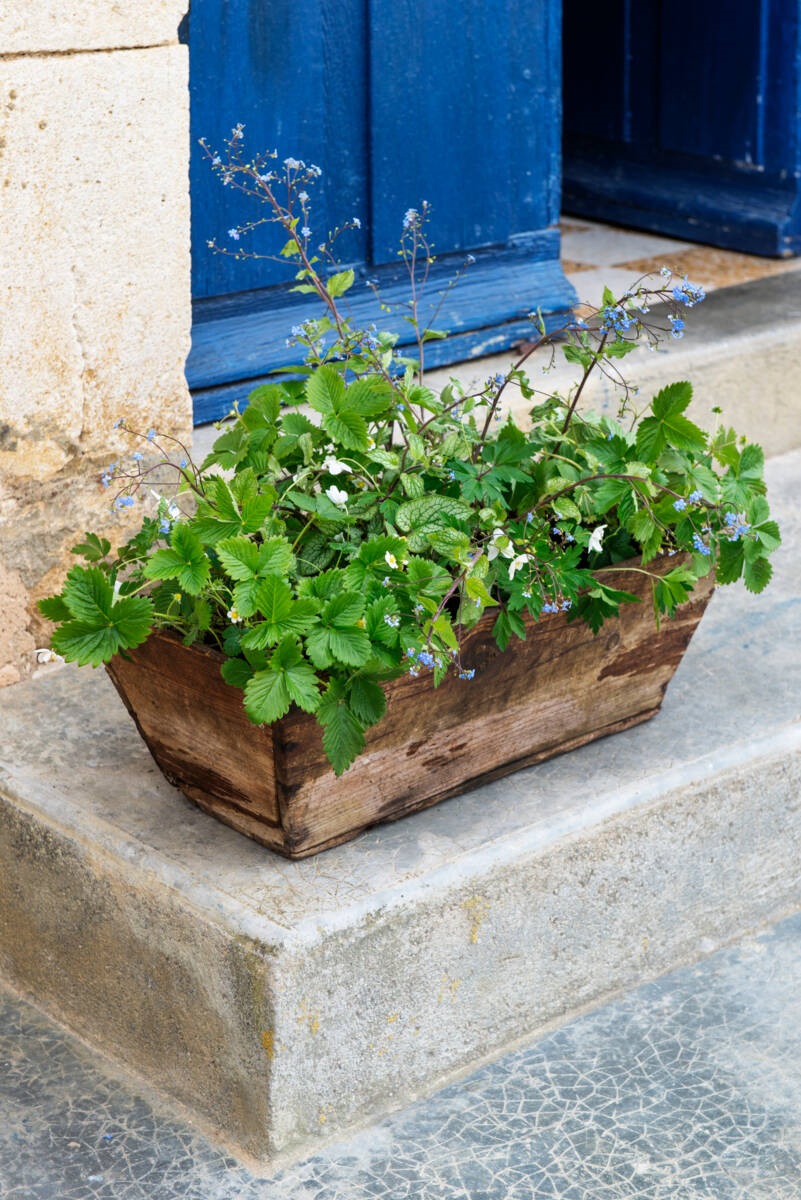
[692,532,711,556]
[672,279,706,307]
[668,314,685,339]
[600,305,635,339]
[724,512,751,539]
[458,669,476,680]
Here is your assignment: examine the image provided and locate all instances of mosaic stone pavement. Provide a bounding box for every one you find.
[4,912,801,1199]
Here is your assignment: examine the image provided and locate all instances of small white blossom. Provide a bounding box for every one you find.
[587,524,607,554]
[35,648,65,665]
[226,608,242,624]
[325,485,349,506]
[508,553,530,580]
[322,455,351,476]
[384,552,398,569]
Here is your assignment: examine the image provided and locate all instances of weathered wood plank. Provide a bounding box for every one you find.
[106,558,714,858]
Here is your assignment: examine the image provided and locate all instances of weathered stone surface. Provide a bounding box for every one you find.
[0,45,191,678]
[1,452,799,1161]
[0,563,36,686]
[1,1,188,55]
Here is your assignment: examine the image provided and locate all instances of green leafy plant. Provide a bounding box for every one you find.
[39,135,780,774]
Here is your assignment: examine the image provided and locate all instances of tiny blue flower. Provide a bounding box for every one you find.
[384,613,401,628]
[673,498,687,511]
[688,489,703,504]
[459,669,476,680]
[131,451,144,462]
[692,532,711,556]
[159,519,171,534]
[228,228,240,241]
[146,429,157,441]
[300,226,312,238]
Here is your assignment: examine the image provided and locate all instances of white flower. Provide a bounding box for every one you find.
[322,455,351,476]
[35,648,65,665]
[325,485,349,506]
[587,524,607,554]
[508,553,530,580]
[385,552,398,569]
[488,527,515,560]
[226,608,242,624]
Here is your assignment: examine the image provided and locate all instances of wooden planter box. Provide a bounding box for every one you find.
[106,558,714,859]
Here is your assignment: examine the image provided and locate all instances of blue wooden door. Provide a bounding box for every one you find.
[562,0,801,257]
[184,0,575,422]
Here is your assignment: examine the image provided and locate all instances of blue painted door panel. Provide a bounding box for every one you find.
[188,0,369,299]
[562,0,801,256]
[186,0,575,421]
[369,0,560,261]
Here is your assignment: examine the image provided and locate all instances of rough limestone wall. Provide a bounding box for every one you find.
[0,2,191,685]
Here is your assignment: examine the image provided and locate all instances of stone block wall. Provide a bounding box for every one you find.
[0,2,191,685]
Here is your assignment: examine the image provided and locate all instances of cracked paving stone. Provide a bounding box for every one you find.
[3,912,801,1197]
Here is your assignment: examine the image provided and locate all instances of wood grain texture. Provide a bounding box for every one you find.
[106,557,714,858]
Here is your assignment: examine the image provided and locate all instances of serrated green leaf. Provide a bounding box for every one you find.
[220,657,253,689]
[37,594,73,622]
[552,497,581,521]
[62,566,112,622]
[739,443,765,476]
[344,378,392,417]
[744,555,772,593]
[51,622,121,667]
[243,669,291,724]
[71,532,111,561]
[347,677,387,727]
[465,576,496,606]
[143,526,210,594]
[317,687,365,775]
[652,381,693,419]
[755,520,781,551]
[216,536,262,580]
[50,590,153,667]
[716,537,745,585]
[323,408,368,451]
[253,575,293,623]
[328,626,372,666]
[395,495,473,533]
[326,268,355,298]
[305,365,346,415]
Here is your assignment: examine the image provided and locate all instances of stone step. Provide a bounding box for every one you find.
[1,450,800,1163]
[4,911,801,1197]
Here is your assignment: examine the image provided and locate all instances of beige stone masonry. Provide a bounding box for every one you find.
[0,38,191,684]
[1,2,188,55]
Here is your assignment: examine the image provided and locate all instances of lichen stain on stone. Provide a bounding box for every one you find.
[437,973,461,1004]
[463,894,490,944]
[318,1104,333,1125]
[296,998,321,1035]
[261,1029,276,1059]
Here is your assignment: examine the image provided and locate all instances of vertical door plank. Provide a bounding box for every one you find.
[368,0,561,262]
[188,0,368,299]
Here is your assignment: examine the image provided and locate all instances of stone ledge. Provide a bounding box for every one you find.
[1,450,800,1162]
